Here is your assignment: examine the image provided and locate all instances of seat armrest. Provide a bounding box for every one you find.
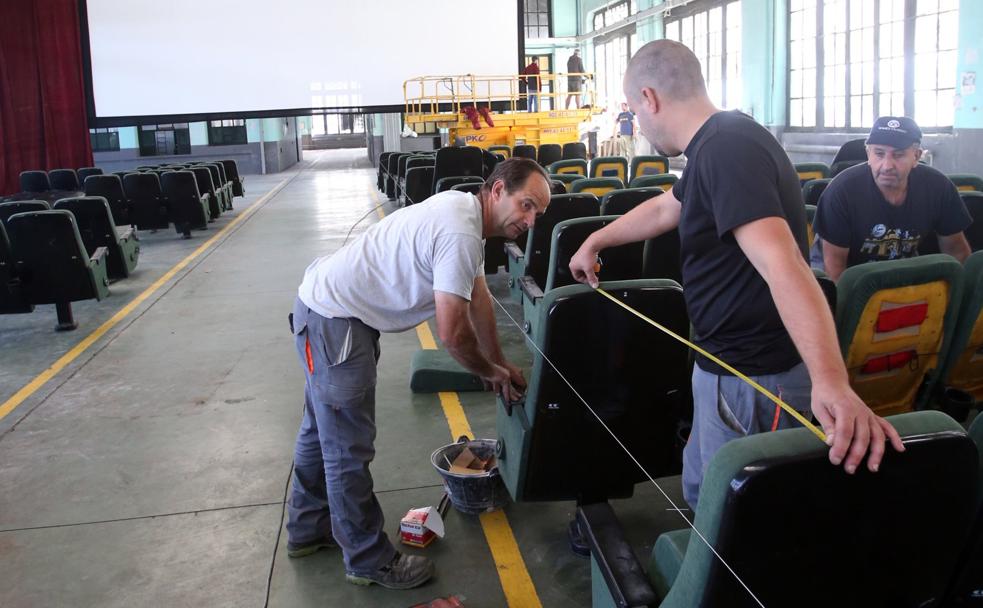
[201,193,211,204]
[578,502,658,608]
[89,246,109,266]
[505,241,525,263]
[518,275,544,304]
[117,226,135,242]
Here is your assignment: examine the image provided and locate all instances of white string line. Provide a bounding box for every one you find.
[491,292,766,608]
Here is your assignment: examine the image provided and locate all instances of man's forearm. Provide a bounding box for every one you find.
[469,282,506,365]
[587,191,680,251]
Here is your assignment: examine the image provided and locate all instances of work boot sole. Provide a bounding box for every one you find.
[344,561,435,590]
[287,539,337,558]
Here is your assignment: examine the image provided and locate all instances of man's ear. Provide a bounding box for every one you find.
[913,146,923,162]
[640,86,661,114]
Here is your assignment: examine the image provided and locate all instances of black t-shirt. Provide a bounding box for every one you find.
[812,162,971,267]
[673,111,809,376]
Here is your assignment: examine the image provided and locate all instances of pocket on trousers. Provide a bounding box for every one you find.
[318,383,368,409]
[716,387,749,436]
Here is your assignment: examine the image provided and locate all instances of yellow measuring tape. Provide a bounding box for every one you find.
[595,288,827,442]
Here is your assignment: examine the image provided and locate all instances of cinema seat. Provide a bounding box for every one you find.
[488,145,511,159]
[802,177,831,205]
[377,152,393,191]
[124,172,169,231]
[590,156,628,181]
[19,170,50,193]
[0,201,50,226]
[53,197,139,281]
[220,160,244,197]
[76,167,104,183]
[496,279,691,503]
[548,173,581,193]
[948,174,983,193]
[48,169,80,191]
[0,222,33,314]
[537,143,562,168]
[938,251,983,405]
[385,153,405,199]
[942,413,983,605]
[548,159,588,177]
[203,164,231,213]
[836,255,963,416]
[434,176,482,194]
[160,171,209,238]
[562,142,587,160]
[5,210,110,330]
[629,155,670,183]
[570,177,624,198]
[600,187,664,215]
[805,204,817,246]
[583,411,977,608]
[512,144,537,160]
[433,146,483,195]
[831,159,864,176]
[189,167,222,220]
[404,167,437,205]
[641,229,683,284]
[83,174,131,226]
[450,182,482,195]
[628,173,677,190]
[962,191,983,252]
[794,162,830,185]
[505,193,600,304]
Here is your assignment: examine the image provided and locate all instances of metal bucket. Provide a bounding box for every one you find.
[431,437,510,515]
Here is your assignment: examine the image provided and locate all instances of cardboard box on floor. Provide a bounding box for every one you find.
[399,506,445,548]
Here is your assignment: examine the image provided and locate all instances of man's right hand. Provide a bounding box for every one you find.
[482,363,523,403]
[811,380,905,474]
[569,241,601,288]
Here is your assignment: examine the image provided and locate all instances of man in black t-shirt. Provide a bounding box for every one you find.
[569,40,904,508]
[813,116,971,281]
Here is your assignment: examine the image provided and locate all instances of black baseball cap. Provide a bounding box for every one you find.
[867,116,922,148]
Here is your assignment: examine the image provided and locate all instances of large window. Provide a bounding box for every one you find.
[310,113,365,136]
[788,0,958,130]
[590,0,631,31]
[138,124,190,157]
[89,127,119,152]
[208,119,247,145]
[591,0,641,109]
[664,1,742,110]
[524,0,551,39]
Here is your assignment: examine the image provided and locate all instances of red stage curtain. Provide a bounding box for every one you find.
[0,0,93,195]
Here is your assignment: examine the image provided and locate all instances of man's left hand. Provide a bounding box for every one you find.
[501,360,527,393]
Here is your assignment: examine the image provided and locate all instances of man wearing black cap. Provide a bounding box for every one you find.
[814,116,971,281]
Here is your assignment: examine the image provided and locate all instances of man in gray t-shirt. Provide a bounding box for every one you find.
[287,157,551,590]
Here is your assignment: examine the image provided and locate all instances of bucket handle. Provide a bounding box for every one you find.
[456,434,471,444]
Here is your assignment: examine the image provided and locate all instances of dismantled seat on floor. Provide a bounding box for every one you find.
[938,251,983,406]
[19,170,50,193]
[629,155,670,183]
[76,167,104,183]
[600,187,664,215]
[590,156,628,181]
[434,176,482,194]
[836,254,963,416]
[548,159,588,177]
[432,146,483,195]
[83,174,131,226]
[0,221,33,314]
[506,193,600,303]
[53,197,139,281]
[124,172,169,231]
[220,160,245,197]
[5,210,110,330]
[189,167,222,220]
[585,410,978,608]
[496,279,691,504]
[948,174,983,193]
[160,171,209,238]
[570,177,624,198]
[512,144,537,160]
[0,201,50,226]
[562,142,587,160]
[48,169,80,191]
[404,167,437,205]
[794,162,831,185]
[408,350,484,394]
[629,173,678,190]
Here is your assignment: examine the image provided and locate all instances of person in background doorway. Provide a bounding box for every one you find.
[522,57,541,113]
[614,102,637,160]
[566,49,585,109]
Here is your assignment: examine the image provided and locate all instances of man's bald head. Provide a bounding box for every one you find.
[624,40,708,104]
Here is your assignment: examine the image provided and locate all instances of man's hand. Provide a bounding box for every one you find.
[569,241,601,288]
[501,360,527,392]
[482,363,524,403]
[810,381,905,473]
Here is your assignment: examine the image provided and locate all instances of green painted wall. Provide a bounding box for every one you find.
[740,0,786,126]
[955,0,983,129]
[246,119,262,143]
[553,0,578,36]
[189,122,208,146]
[118,127,138,149]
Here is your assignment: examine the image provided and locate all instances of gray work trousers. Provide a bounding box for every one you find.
[682,361,812,510]
[286,298,395,575]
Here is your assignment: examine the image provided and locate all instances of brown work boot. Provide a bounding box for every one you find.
[345,551,435,590]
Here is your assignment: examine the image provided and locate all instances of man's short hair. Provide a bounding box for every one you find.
[480,157,549,196]
[625,40,707,103]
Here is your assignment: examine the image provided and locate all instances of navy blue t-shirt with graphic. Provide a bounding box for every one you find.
[813,162,970,267]
[617,111,635,136]
[673,111,809,376]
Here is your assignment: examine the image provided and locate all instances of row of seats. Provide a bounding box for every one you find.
[18,167,104,193]
[486,142,588,166]
[795,162,983,194]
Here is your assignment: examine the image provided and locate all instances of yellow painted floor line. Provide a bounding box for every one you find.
[0,177,290,423]
[378,187,543,607]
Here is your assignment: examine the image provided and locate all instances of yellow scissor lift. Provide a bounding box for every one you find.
[403,73,596,151]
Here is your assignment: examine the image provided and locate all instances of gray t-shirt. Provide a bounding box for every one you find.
[297,190,485,332]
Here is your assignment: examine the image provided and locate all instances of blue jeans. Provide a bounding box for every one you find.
[682,362,812,509]
[286,298,395,575]
[528,93,538,113]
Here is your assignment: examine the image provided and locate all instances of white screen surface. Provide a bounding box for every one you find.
[85,0,519,118]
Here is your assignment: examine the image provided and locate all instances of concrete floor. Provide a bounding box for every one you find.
[0,149,688,607]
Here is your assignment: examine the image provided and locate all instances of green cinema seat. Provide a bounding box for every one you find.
[948,173,983,193]
[794,161,831,185]
[600,187,665,215]
[629,154,670,183]
[801,177,832,205]
[570,177,624,198]
[548,159,588,177]
[628,172,678,190]
[590,156,629,181]
[548,173,581,193]
[938,251,983,405]
[54,196,139,281]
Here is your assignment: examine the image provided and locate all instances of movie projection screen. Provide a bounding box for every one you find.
[83,0,520,119]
